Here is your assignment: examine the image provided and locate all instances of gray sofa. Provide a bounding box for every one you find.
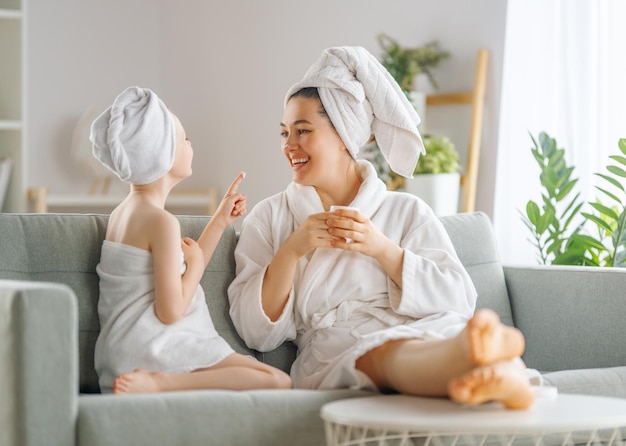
[1,211,624,446]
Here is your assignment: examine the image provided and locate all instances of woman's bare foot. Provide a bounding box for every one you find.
[113,369,162,394]
[448,360,535,410]
[467,309,525,365]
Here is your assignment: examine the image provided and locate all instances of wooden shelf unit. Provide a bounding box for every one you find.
[426,48,489,213]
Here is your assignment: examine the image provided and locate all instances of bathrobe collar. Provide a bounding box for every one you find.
[285,160,387,225]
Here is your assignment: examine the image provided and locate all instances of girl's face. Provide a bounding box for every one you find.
[280,96,349,187]
[170,113,193,180]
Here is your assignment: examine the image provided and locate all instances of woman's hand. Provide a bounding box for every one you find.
[283,212,339,259]
[326,208,404,287]
[213,171,248,228]
[325,208,386,256]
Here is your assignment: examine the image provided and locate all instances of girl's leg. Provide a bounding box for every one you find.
[355,308,534,408]
[113,353,291,394]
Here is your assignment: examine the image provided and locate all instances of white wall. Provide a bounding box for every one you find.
[26,0,507,216]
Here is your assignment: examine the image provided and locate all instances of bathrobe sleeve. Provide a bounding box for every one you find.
[227,202,298,352]
[387,209,477,319]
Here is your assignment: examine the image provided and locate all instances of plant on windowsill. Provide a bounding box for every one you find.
[521,131,626,267]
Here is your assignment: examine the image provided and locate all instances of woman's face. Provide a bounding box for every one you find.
[280,96,349,187]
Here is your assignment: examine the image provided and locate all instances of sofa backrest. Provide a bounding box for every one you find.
[0,211,511,393]
[0,213,260,393]
[439,212,514,326]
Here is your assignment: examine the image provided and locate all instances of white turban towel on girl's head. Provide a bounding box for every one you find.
[90,86,176,185]
[285,46,425,178]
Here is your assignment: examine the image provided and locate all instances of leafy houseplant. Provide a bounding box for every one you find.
[522,131,626,267]
[361,134,461,190]
[414,135,460,174]
[377,34,450,92]
[404,135,461,216]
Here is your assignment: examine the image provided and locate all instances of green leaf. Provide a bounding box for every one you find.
[571,234,607,251]
[537,208,554,233]
[526,201,541,225]
[556,179,577,200]
[581,212,614,234]
[531,149,544,166]
[595,173,625,192]
[546,239,565,255]
[552,249,585,265]
[607,165,626,178]
[589,202,619,221]
[594,186,621,205]
[609,155,626,167]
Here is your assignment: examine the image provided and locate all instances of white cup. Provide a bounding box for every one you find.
[329,206,359,243]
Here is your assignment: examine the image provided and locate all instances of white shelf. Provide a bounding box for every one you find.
[0,120,21,130]
[0,9,22,19]
[28,188,219,215]
[47,193,213,207]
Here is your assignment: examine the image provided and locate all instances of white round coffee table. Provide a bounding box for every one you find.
[321,394,626,446]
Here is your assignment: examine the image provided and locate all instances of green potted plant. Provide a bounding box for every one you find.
[404,134,461,216]
[377,33,450,93]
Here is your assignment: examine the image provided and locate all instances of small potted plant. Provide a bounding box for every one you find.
[404,134,461,216]
[377,33,450,93]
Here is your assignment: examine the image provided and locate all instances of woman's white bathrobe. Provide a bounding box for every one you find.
[228,161,477,390]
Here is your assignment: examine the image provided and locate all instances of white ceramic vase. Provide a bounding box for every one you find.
[404,172,460,216]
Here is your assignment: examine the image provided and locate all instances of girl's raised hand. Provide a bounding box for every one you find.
[214,171,248,225]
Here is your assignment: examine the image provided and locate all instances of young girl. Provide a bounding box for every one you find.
[91,86,291,394]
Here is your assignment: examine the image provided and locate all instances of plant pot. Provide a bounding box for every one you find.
[404,172,460,216]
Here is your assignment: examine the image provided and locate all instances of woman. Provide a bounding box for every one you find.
[228,47,535,409]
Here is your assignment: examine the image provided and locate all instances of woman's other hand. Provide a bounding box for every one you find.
[325,208,385,255]
[283,212,339,259]
[326,208,403,287]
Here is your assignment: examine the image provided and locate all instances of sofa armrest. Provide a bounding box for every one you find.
[0,280,78,446]
[503,265,626,372]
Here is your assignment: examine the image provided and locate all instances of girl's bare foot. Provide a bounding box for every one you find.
[467,309,525,365]
[448,360,535,410]
[113,369,161,394]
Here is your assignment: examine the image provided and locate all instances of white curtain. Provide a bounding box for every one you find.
[494,0,626,265]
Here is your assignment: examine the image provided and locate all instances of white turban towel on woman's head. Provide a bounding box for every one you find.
[285,46,425,178]
[90,86,176,185]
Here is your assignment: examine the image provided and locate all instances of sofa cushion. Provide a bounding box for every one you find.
[440,212,514,326]
[504,265,626,371]
[543,366,626,398]
[77,389,370,446]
